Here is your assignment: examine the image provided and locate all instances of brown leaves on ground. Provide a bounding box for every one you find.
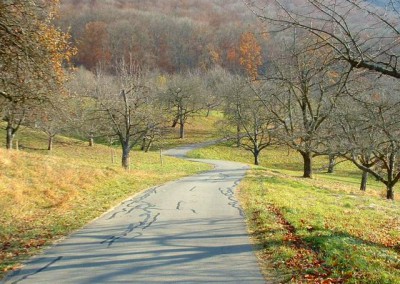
[0,234,49,273]
[267,205,345,283]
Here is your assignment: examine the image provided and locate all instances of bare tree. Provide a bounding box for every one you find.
[93,61,154,169]
[203,67,225,116]
[66,68,109,147]
[264,32,350,178]
[335,75,400,200]
[31,102,67,151]
[222,77,276,165]
[163,72,206,139]
[245,0,400,79]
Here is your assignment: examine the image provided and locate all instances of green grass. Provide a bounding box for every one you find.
[188,142,400,283]
[240,169,400,283]
[0,125,212,278]
[188,142,385,197]
[152,111,223,150]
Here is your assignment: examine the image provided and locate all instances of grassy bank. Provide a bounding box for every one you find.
[188,143,400,283]
[188,143,386,198]
[0,128,211,278]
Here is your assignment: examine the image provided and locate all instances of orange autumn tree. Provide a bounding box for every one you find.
[239,31,262,80]
[77,21,112,71]
[0,0,75,149]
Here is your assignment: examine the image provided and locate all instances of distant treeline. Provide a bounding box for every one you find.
[59,0,267,74]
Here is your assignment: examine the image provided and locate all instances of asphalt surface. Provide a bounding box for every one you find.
[3,143,265,283]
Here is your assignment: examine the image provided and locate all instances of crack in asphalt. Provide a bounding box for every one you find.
[106,186,160,220]
[142,213,160,230]
[218,183,245,217]
[176,201,183,210]
[100,188,162,247]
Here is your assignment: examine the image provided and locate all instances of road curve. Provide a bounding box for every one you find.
[3,143,265,283]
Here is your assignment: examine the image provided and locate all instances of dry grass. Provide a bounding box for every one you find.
[0,126,211,277]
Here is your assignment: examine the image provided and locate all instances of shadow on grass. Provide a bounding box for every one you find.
[252,214,400,282]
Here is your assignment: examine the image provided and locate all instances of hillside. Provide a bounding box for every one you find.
[58,0,265,73]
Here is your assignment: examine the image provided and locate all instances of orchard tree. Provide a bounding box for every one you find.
[1,100,28,149]
[222,75,276,165]
[93,61,156,169]
[203,66,227,116]
[265,33,350,178]
[163,72,206,139]
[0,0,75,149]
[216,72,246,147]
[336,75,400,200]
[245,0,400,79]
[30,101,67,151]
[66,67,108,146]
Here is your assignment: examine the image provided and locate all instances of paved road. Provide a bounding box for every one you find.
[3,144,265,283]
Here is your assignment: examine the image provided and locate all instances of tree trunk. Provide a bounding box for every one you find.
[300,151,313,178]
[6,126,14,150]
[171,117,178,128]
[254,150,260,165]
[179,123,185,139]
[145,140,153,153]
[141,137,146,151]
[360,171,368,191]
[88,134,94,147]
[48,136,54,151]
[387,185,394,200]
[327,154,335,174]
[236,124,241,147]
[178,106,185,139]
[122,145,130,170]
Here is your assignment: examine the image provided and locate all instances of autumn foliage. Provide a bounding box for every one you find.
[239,32,263,80]
[76,21,111,71]
[0,0,75,100]
[59,0,265,75]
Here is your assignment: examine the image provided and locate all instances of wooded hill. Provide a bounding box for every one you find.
[59,0,266,74]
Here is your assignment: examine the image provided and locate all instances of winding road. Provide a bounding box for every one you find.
[3,143,265,283]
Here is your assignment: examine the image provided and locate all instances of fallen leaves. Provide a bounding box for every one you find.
[267,205,345,283]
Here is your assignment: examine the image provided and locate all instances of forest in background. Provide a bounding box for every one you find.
[58,0,266,74]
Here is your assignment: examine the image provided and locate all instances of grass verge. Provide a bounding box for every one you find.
[239,168,400,283]
[188,143,400,283]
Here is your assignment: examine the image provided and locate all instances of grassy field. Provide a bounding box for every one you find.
[188,142,386,197]
[0,125,212,278]
[153,111,223,150]
[188,142,400,283]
